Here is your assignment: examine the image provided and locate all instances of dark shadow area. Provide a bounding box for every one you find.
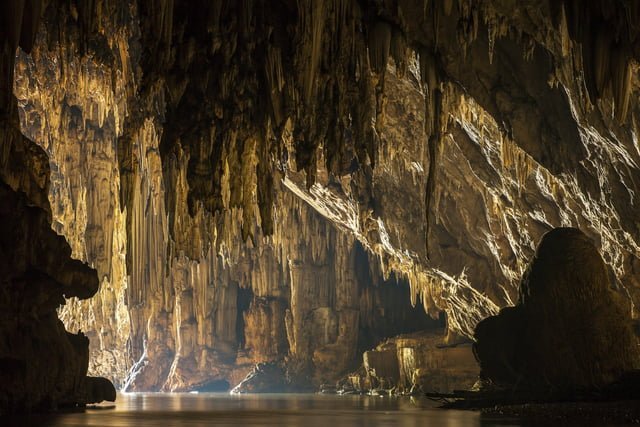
[236,285,253,350]
[192,379,230,393]
[354,241,444,357]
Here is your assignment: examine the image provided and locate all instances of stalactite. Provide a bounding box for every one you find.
[558,3,571,58]
[418,48,444,257]
[443,0,453,17]
[240,135,258,244]
[611,45,632,123]
[432,0,441,49]
[501,138,532,193]
[487,21,496,65]
[76,0,96,54]
[593,27,611,97]
[554,0,640,122]
[298,0,325,106]
[18,0,43,54]
[265,44,285,127]
[390,28,408,77]
[420,50,438,137]
[368,21,391,74]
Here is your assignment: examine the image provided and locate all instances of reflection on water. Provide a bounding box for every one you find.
[0,393,624,427]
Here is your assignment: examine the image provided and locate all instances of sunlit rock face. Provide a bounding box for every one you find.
[474,228,640,391]
[6,0,640,394]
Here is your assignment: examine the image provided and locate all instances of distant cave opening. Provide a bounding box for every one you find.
[352,241,445,357]
[236,285,254,351]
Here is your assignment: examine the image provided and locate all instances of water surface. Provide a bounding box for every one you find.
[1,393,632,426]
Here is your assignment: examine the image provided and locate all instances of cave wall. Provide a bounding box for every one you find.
[0,1,115,412]
[6,0,640,393]
[15,24,434,390]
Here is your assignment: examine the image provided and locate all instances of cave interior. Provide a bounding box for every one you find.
[1,0,640,414]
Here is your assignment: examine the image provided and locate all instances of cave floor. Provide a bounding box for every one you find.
[1,393,639,426]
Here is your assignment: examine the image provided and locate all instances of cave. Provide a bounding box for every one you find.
[1,0,640,425]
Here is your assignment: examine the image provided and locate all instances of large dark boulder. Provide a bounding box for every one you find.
[84,377,117,404]
[474,227,640,391]
[0,182,104,413]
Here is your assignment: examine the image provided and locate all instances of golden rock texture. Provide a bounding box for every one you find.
[3,0,640,396]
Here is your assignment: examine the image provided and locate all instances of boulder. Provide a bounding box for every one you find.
[84,377,116,403]
[474,227,640,391]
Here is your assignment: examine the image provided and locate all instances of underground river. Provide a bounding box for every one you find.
[2,393,637,427]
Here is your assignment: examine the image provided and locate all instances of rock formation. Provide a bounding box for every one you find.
[0,180,100,412]
[474,228,640,391]
[230,362,294,394]
[1,0,115,412]
[2,0,640,402]
[341,330,479,394]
